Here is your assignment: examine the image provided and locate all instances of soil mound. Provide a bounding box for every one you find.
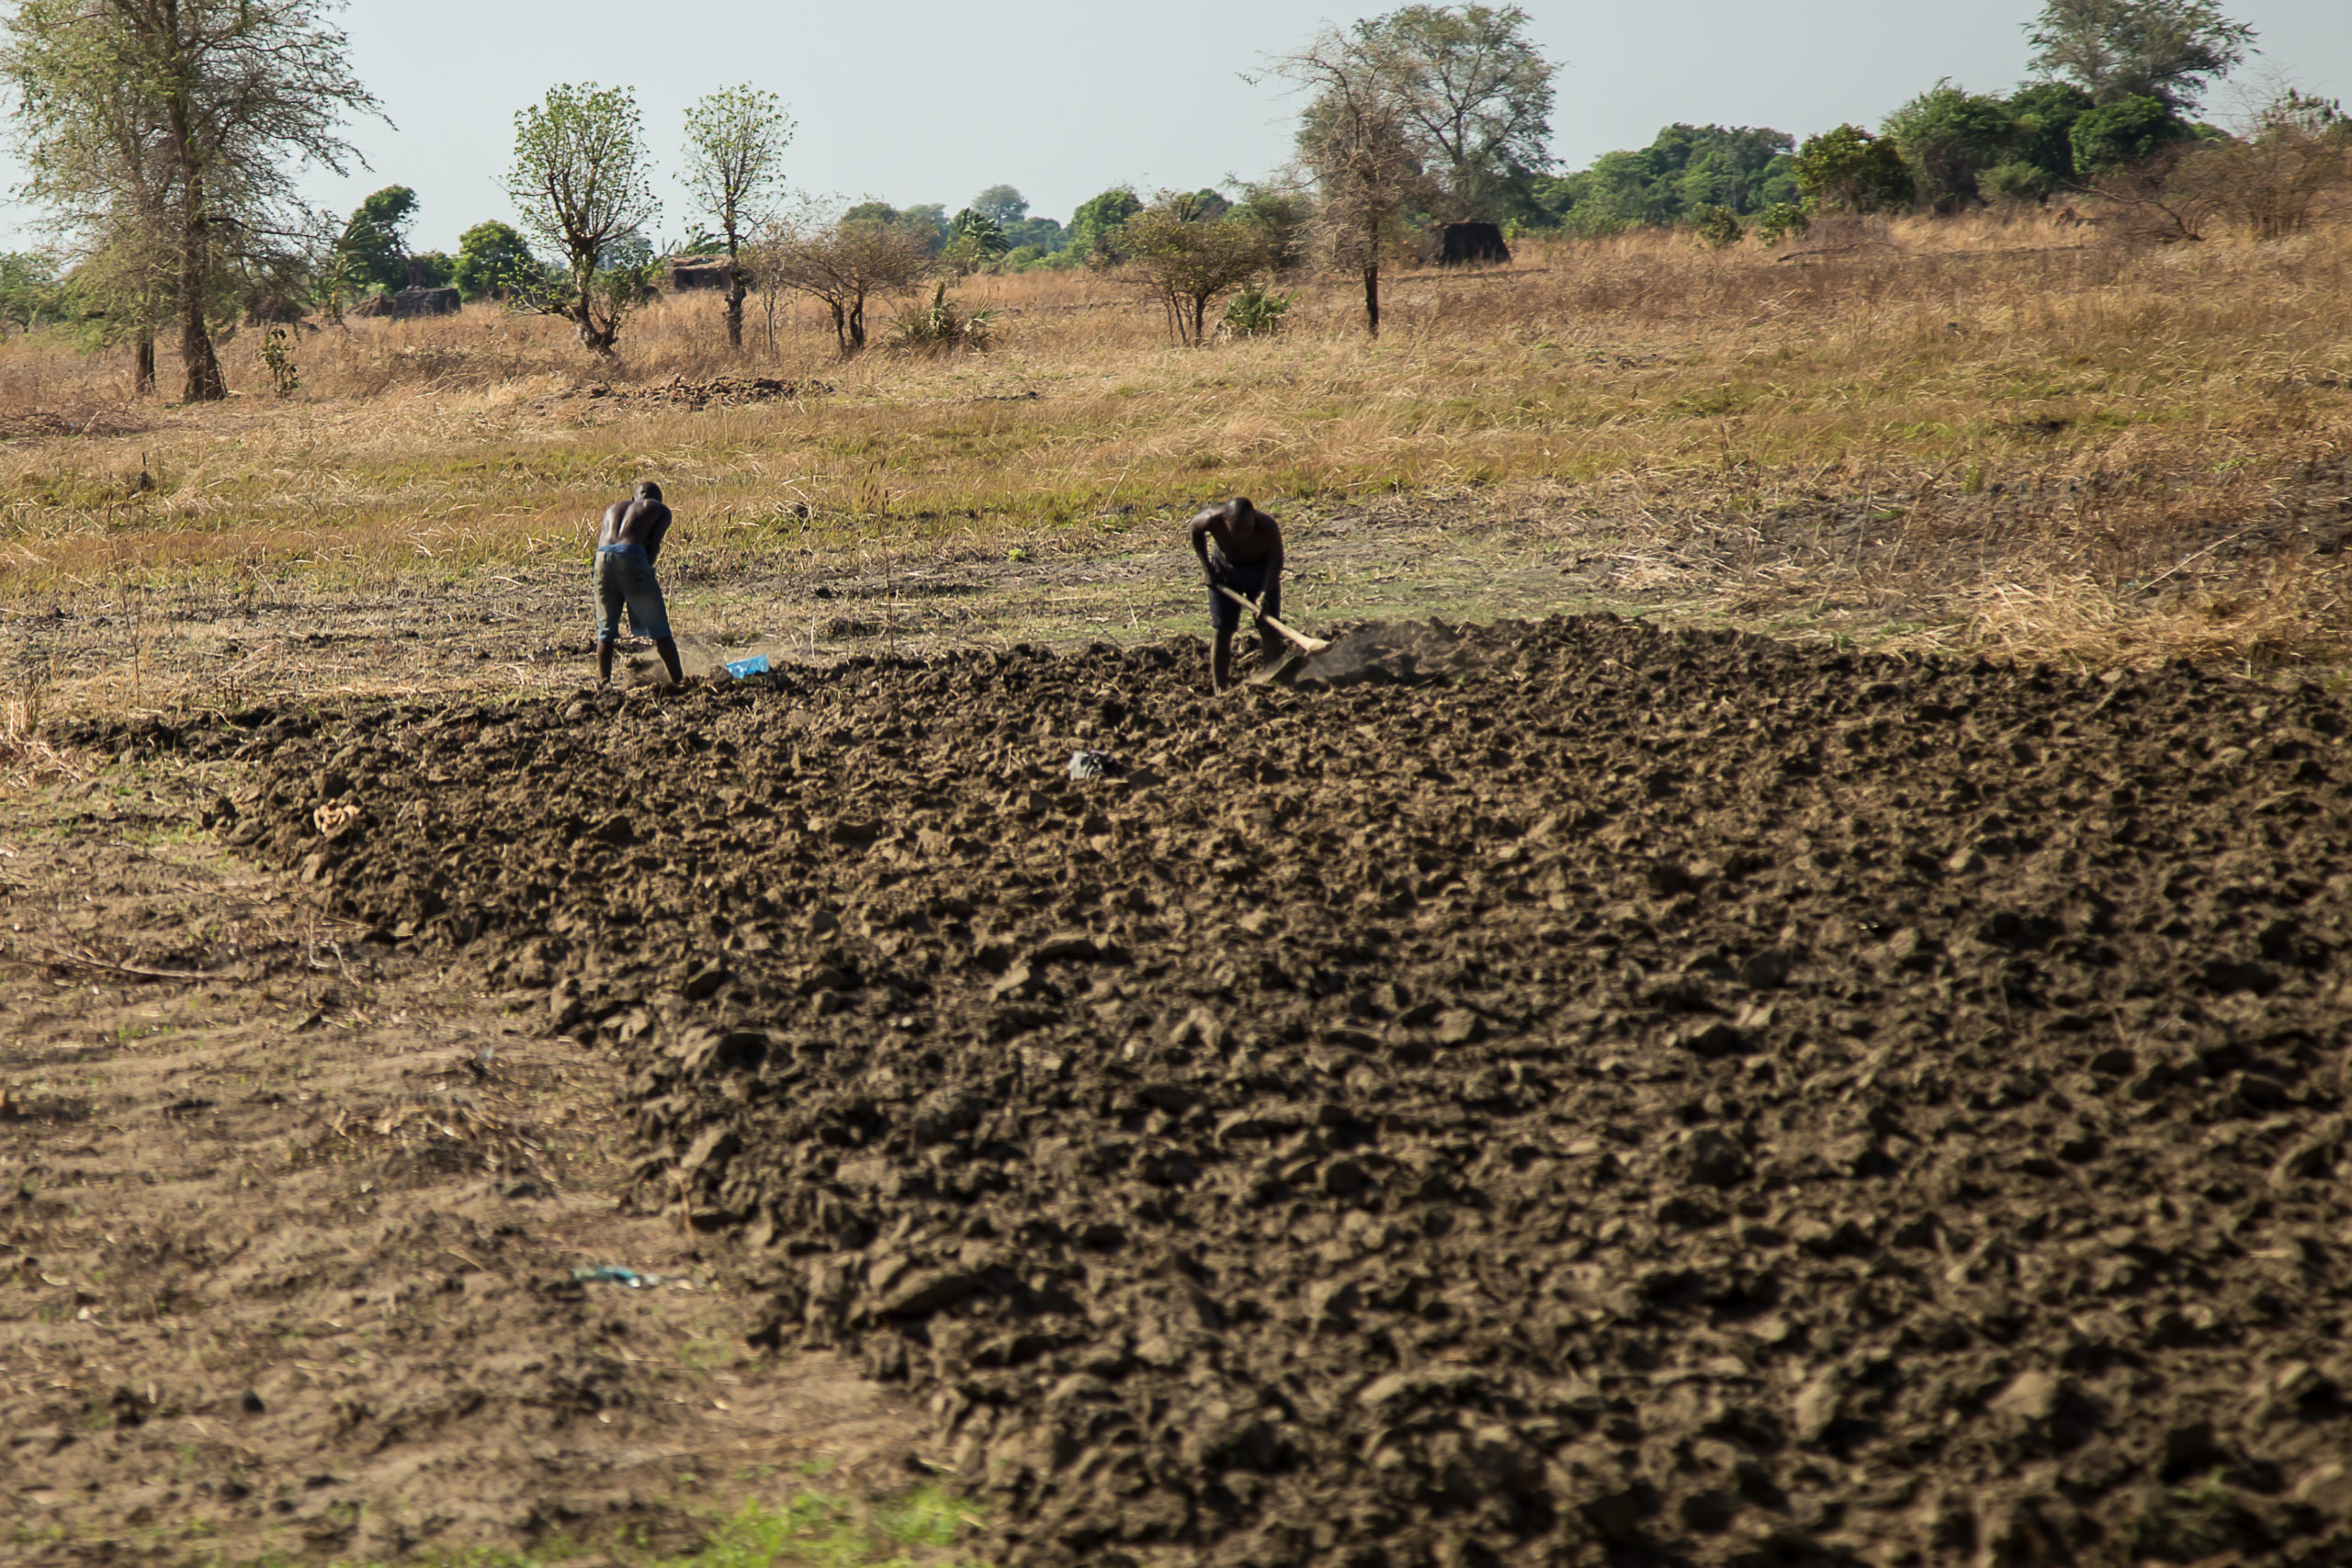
[224,617,2352,1567]
[1261,619,1479,689]
[568,373,826,411]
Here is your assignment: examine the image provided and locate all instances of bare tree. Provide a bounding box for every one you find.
[1275,28,1436,337]
[1123,194,1271,345]
[682,84,793,352]
[763,203,932,355]
[5,0,379,401]
[504,82,661,357]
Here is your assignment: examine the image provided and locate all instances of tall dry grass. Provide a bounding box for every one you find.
[0,208,2346,670]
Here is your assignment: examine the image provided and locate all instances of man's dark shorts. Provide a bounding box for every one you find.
[594,544,672,641]
[1207,554,1281,633]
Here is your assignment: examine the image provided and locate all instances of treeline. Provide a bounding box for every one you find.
[1,0,2344,388]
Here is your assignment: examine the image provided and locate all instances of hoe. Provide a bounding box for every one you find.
[1214,583,1331,682]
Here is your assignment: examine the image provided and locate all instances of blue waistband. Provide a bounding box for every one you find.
[597,543,647,556]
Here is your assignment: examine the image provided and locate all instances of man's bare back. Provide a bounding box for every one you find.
[597,493,673,556]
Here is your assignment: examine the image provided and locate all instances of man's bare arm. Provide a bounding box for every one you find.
[1190,512,1219,578]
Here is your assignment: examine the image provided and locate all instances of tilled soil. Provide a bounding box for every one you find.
[219,615,2352,1567]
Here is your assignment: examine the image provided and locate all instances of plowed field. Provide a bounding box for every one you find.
[209,615,2352,1567]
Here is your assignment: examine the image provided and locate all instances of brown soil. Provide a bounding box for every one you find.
[0,757,922,1564]
[174,615,2352,1567]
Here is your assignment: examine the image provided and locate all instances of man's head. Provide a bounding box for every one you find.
[636,480,663,503]
[1226,496,1261,531]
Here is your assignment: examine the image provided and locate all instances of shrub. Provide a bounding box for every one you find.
[1222,284,1294,338]
[1752,202,1811,243]
[892,282,995,354]
[1690,205,1744,249]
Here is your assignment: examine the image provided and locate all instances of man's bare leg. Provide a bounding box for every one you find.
[654,637,684,686]
[1210,626,1234,694]
[597,637,616,688]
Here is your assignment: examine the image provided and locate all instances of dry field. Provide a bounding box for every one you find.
[0,209,2348,728]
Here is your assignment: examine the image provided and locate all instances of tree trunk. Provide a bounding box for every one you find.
[724,232,745,351]
[1363,263,1381,338]
[177,179,224,400]
[848,292,865,353]
[1193,295,1207,345]
[133,332,155,397]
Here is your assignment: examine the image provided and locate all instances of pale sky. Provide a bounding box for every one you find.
[4,0,2349,251]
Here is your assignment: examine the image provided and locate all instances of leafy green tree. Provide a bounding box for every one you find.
[971,184,1028,226]
[944,208,1009,272]
[901,203,948,251]
[0,1,175,389]
[503,83,662,355]
[842,200,899,226]
[337,185,416,294]
[1792,124,1916,213]
[408,250,455,289]
[2006,81,2097,188]
[2026,0,2255,113]
[0,251,67,329]
[682,84,794,350]
[1883,83,2017,212]
[4,0,380,400]
[1352,3,1557,219]
[1067,187,1143,263]
[1527,125,1796,233]
[2069,94,2189,172]
[1001,216,1066,254]
[452,220,534,299]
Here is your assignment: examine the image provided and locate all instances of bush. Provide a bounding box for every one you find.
[892,282,995,354]
[1222,284,1294,338]
[1690,205,1744,248]
[1981,159,2055,204]
[1752,203,1811,244]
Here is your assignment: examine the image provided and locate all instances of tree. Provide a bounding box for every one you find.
[452,220,534,299]
[1353,3,1556,219]
[682,84,793,351]
[1792,124,1916,213]
[763,204,933,355]
[1124,197,1271,345]
[1884,83,2018,212]
[0,251,67,329]
[336,184,415,294]
[1278,27,1436,336]
[944,208,1009,272]
[504,82,661,356]
[2208,89,2352,239]
[2070,94,2190,173]
[2026,0,2255,113]
[971,184,1027,226]
[1067,187,1142,264]
[1,1,174,389]
[4,0,381,401]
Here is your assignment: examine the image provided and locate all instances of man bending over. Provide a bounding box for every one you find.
[594,480,684,688]
[1189,496,1284,694]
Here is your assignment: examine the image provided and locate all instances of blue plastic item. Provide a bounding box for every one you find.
[724,654,772,680]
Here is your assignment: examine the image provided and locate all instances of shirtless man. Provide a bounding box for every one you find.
[1189,497,1284,694]
[594,480,684,688]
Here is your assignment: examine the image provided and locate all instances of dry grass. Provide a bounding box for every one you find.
[0,209,2347,682]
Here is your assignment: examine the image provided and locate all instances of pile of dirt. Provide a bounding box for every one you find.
[224,617,2352,1567]
[570,373,828,411]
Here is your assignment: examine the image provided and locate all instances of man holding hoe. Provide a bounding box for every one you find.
[594,480,684,689]
[1190,497,1286,694]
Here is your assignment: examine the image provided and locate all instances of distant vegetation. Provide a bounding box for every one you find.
[0,0,2340,375]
